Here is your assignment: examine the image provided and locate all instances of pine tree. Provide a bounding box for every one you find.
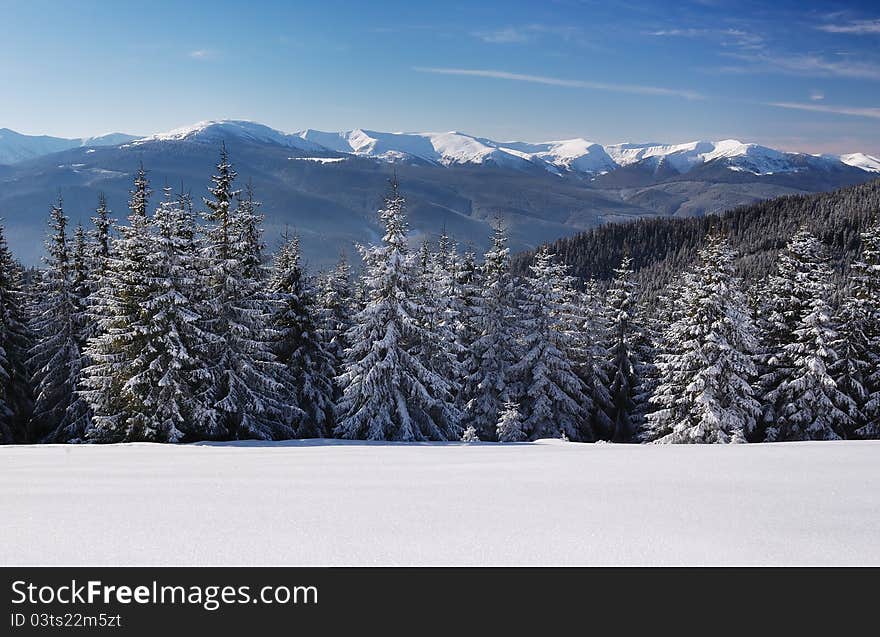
[573,278,612,440]
[643,233,760,444]
[269,234,332,438]
[461,223,520,440]
[496,401,526,442]
[81,170,158,442]
[762,229,851,441]
[335,177,461,441]
[199,150,288,440]
[0,221,32,443]
[461,424,480,442]
[112,188,211,442]
[604,257,651,442]
[90,192,114,277]
[316,255,353,400]
[853,217,880,438]
[511,247,591,441]
[27,198,89,442]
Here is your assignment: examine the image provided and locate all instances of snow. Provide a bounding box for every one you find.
[131,120,326,152]
[289,157,347,163]
[604,139,798,175]
[840,152,880,173]
[1,439,877,565]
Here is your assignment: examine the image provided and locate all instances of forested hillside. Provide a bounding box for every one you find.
[513,178,880,298]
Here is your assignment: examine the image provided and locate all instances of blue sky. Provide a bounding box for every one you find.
[2,0,880,154]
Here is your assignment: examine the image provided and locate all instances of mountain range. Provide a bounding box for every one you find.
[1,119,878,266]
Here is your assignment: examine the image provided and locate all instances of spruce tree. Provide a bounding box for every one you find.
[316,255,353,401]
[114,188,210,442]
[0,222,32,443]
[335,177,461,441]
[762,229,851,441]
[496,400,526,442]
[81,170,158,442]
[199,149,288,440]
[604,257,651,442]
[461,223,520,440]
[853,217,880,439]
[269,234,332,438]
[511,247,591,441]
[27,198,90,442]
[643,234,760,444]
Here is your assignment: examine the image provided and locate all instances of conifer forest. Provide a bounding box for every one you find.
[2,147,879,446]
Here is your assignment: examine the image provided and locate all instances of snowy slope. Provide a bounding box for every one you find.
[131,120,327,152]
[1,439,877,565]
[0,129,137,165]
[840,152,880,173]
[4,120,879,177]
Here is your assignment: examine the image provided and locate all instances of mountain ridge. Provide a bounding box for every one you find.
[3,120,879,179]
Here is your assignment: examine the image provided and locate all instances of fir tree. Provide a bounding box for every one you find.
[27,198,89,442]
[269,234,332,438]
[115,188,210,442]
[604,257,651,442]
[81,171,158,442]
[335,177,461,441]
[511,247,591,441]
[461,424,480,442]
[461,222,520,441]
[199,150,288,440]
[496,401,526,442]
[852,217,880,439]
[316,255,353,399]
[762,229,851,441]
[0,222,32,443]
[643,233,760,444]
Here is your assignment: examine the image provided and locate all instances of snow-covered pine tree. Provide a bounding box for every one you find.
[642,233,760,444]
[269,233,333,438]
[90,192,113,277]
[511,247,591,441]
[460,424,480,442]
[573,278,612,440]
[316,255,353,399]
[27,198,90,442]
[852,216,880,439]
[0,221,32,443]
[422,231,462,404]
[461,222,521,441]
[496,400,526,442]
[762,229,851,441]
[109,187,212,442]
[604,256,651,442]
[199,149,288,440]
[335,176,461,441]
[81,169,158,442]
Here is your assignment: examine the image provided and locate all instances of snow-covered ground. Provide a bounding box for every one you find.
[1,440,878,565]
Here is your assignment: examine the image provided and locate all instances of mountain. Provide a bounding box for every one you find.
[1,119,878,267]
[0,128,139,165]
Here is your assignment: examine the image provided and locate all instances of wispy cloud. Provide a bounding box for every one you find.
[647,27,764,50]
[816,19,880,35]
[766,101,880,120]
[719,52,880,81]
[809,90,825,101]
[472,24,585,45]
[188,49,217,60]
[413,67,703,99]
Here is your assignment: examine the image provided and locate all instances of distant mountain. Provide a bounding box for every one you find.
[0,128,138,165]
[1,119,878,267]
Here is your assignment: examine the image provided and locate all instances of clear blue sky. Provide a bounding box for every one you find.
[2,0,880,154]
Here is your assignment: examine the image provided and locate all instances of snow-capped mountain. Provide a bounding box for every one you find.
[289,125,877,177]
[3,120,879,179]
[0,128,138,165]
